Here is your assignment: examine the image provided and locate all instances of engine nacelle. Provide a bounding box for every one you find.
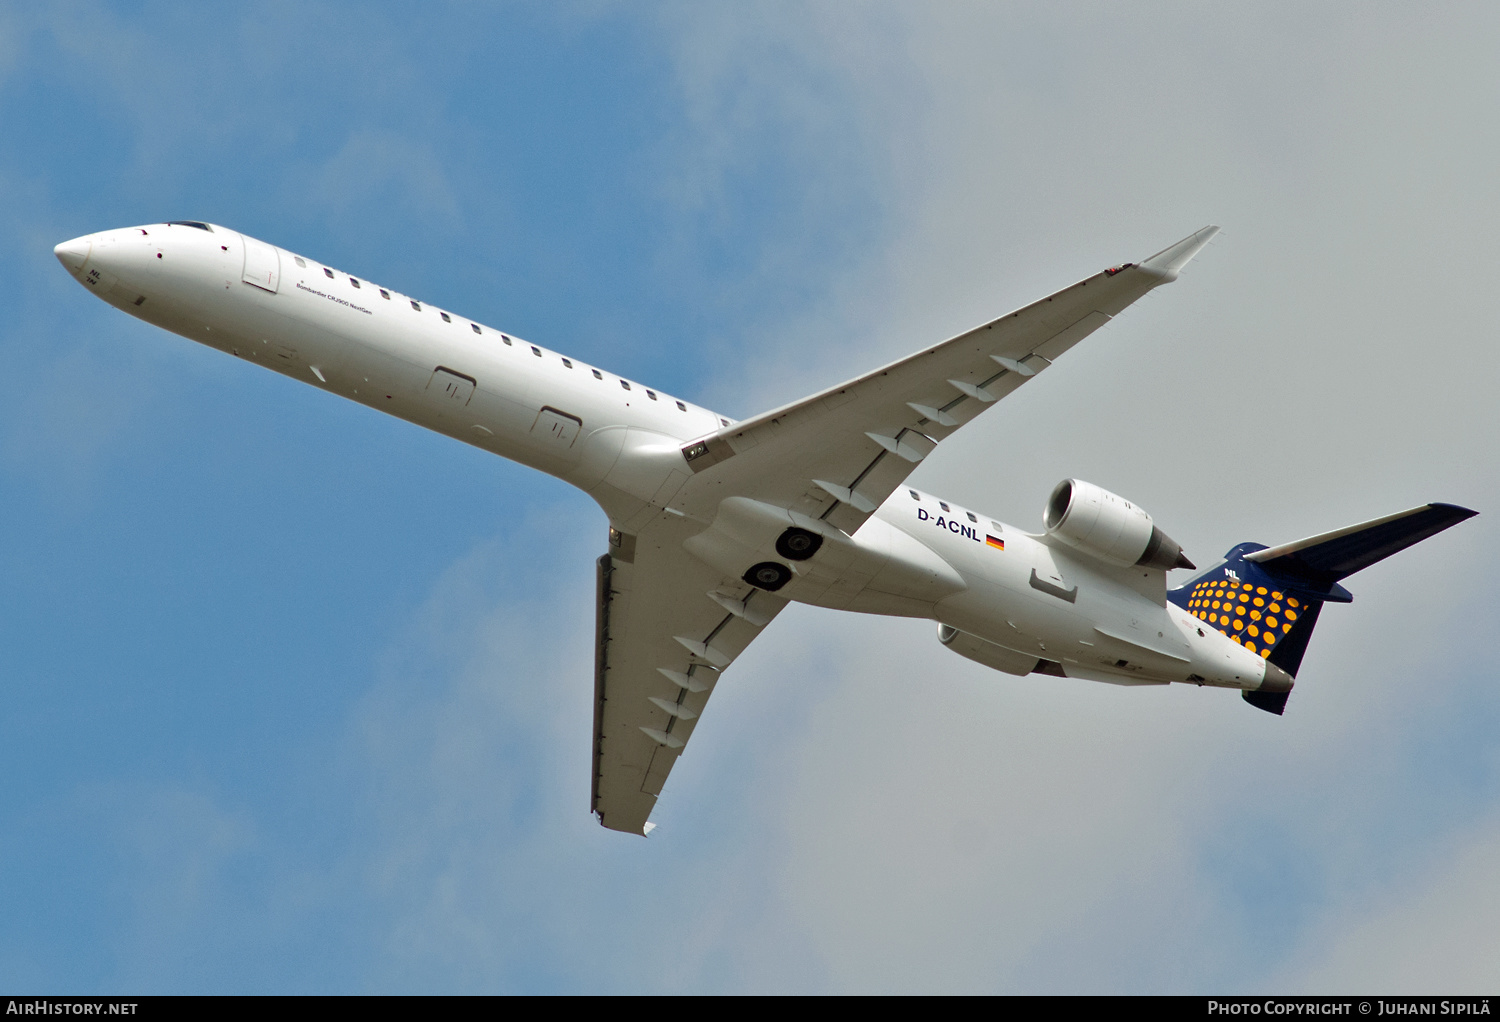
[937,624,1040,676]
[1043,478,1194,570]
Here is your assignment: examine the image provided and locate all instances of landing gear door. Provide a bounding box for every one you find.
[241,235,281,293]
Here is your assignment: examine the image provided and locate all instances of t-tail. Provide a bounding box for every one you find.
[1168,503,1477,715]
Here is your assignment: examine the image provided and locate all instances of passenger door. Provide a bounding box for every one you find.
[241,235,280,293]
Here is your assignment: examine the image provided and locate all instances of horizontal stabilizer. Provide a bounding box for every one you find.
[1245,503,1477,583]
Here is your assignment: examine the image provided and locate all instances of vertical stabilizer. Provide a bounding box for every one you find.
[1169,503,1476,715]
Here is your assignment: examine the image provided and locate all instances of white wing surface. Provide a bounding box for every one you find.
[593,515,787,834]
[672,227,1219,535]
[591,228,1216,833]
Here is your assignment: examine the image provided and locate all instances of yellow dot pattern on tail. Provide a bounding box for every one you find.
[1184,580,1301,658]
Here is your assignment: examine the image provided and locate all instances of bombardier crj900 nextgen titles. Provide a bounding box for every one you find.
[55,222,1476,835]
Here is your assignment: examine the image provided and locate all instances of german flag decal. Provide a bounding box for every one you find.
[986,535,1005,550]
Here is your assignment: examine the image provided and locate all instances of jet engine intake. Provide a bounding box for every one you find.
[1043,478,1194,570]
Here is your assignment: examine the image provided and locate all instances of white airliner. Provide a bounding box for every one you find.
[55,222,1475,835]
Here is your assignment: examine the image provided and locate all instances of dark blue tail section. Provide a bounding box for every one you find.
[1168,503,1476,715]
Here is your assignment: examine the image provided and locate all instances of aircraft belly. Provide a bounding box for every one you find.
[187,277,618,475]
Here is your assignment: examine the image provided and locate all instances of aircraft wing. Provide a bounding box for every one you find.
[592,514,788,834]
[672,227,1219,535]
[592,228,1216,834]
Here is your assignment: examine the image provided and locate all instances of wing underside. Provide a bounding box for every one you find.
[673,228,1219,532]
[593,516,787,834]
[591,228,1218,833]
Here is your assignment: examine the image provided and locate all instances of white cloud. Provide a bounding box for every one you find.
[1282,818,1500,992]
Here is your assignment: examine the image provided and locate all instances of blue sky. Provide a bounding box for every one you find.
[2,2,1498,993]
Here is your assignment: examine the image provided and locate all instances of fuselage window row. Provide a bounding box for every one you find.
[285,251,698,419]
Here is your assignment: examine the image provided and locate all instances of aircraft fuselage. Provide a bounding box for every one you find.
[55,222,1284,698]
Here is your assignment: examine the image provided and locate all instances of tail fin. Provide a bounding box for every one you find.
[1168,503,1476,715]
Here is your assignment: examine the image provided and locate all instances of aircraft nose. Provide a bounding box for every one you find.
[54,236,91,275]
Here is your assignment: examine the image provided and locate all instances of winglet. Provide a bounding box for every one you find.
[1138,225,1220,282]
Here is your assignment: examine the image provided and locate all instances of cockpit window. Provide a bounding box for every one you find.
[166,221,212,232]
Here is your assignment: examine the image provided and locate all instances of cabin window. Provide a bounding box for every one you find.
[910,490,920,501]
[562,358,572,368]
[380,289,390,299]
[471,323,481,334]
[646,390,657,400]
[324,268,334,279]
[501,334,512,345]
[411,300,422,311]
[940,502,950,512]
[990,521,1002,532]
[966,512,977,523]
[294,256,307,268]
[440,312,451,323]
[350,278,361,288]
[620,380,631,391]
[676,401,687,411]
[592,369,603,380]
[720,418,730,426]
[531,346,542,357]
